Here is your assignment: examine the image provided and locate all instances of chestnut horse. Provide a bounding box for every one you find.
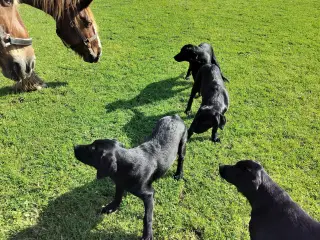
[0,0,35,82]
[21,0,101,63]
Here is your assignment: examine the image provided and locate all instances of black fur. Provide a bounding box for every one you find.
[74,115,188,240]
[174,43,228,82]
[219,160,320,240]
[187,63,229,142]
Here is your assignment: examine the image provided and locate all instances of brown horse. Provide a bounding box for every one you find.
[21,0,101,63]
[0,0,35,82]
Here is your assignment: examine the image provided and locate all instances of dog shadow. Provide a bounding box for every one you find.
[105,73,189,113]
[9,179,136,240]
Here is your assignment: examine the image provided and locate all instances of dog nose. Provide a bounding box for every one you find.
[218,165,226,177]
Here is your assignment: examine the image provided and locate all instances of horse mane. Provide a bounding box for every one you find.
[32,0,81,20]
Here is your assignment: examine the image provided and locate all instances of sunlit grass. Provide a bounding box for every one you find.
[1,0,319,239]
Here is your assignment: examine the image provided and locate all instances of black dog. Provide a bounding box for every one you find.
[174,43,228,82]
[219,160,320,240]
[74,115,188,240]
[186,63,229,142]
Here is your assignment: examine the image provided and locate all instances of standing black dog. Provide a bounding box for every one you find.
[186,63,229,142]
[219,160,320,240]
[74,115,188,240]
[174,43,229,82]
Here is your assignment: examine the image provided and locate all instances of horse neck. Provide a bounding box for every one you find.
[20,0,57,18]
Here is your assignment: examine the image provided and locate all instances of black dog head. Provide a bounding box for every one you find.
[193,106,226,133]
[219,160,263,194]
[74,139,122,179]
[174,44,198,62]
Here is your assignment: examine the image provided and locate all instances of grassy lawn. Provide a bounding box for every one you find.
[1,0,319,239]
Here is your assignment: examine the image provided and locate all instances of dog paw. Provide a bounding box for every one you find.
[100,202,120,214]
[173,173,183,180]
[141,235,153,240]
[212,137,221,143]
[185,76,190,80]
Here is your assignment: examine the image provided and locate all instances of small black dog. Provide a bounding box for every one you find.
[186,63,229,142]
[74,115,188,240]
[174,43,228,82]
[219,160,320,240]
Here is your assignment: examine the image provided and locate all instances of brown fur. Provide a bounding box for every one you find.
[32,0,81,20]
[0,0,35,82]
[13,72,47,92]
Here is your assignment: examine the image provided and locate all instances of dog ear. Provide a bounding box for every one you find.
[96,150,117,179]
[219,115,226,130]
[189,50,198,61]
[249,168,262,191]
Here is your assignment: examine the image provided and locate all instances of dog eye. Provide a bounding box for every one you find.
[237,164,248,171]
[90,146,95,151]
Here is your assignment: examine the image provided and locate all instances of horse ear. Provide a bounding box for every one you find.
[76,0,93,12]
[96,151,117,179]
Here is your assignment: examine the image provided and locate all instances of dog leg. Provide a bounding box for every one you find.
[185,66,191,80]
[101,185,124,214]
[174,130,187,180]
[139,187,155,240]
[185,88,198,115]
[211,126,220,143]
[187,114,199,140]
[187,128,194,140]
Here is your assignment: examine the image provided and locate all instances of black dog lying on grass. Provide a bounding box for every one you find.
[219,160,320,240]
[186,63,229,142]
[174,43,229,83]
[74,115,188,240]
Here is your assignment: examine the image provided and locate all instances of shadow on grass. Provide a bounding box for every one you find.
[123,109,181,146]
[0,81,68,97]
[105,73,189,113]
[45,81,68,88]
[0,86,14,97]
[9,179,137,240]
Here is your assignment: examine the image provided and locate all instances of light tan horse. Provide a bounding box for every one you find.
[0,0,35,82]
[22,0,101,63]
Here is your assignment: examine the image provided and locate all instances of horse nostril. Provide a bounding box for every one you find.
[13,62,21,75]
[26,64,31,74]
[26,59,35,75]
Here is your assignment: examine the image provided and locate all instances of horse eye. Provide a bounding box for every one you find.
[84,21,92,28]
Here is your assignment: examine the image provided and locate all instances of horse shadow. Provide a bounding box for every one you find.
[45,81,68,88]
[105,73,189,113]
[0,81,68,97]
[9,179,137,240]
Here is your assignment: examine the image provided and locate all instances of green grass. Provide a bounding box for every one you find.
[1,0,319,239]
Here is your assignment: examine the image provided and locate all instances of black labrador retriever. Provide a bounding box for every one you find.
[174,43,228,82]
[219,160,320,240]
[186,63,229,142]
[74,115,188,240]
